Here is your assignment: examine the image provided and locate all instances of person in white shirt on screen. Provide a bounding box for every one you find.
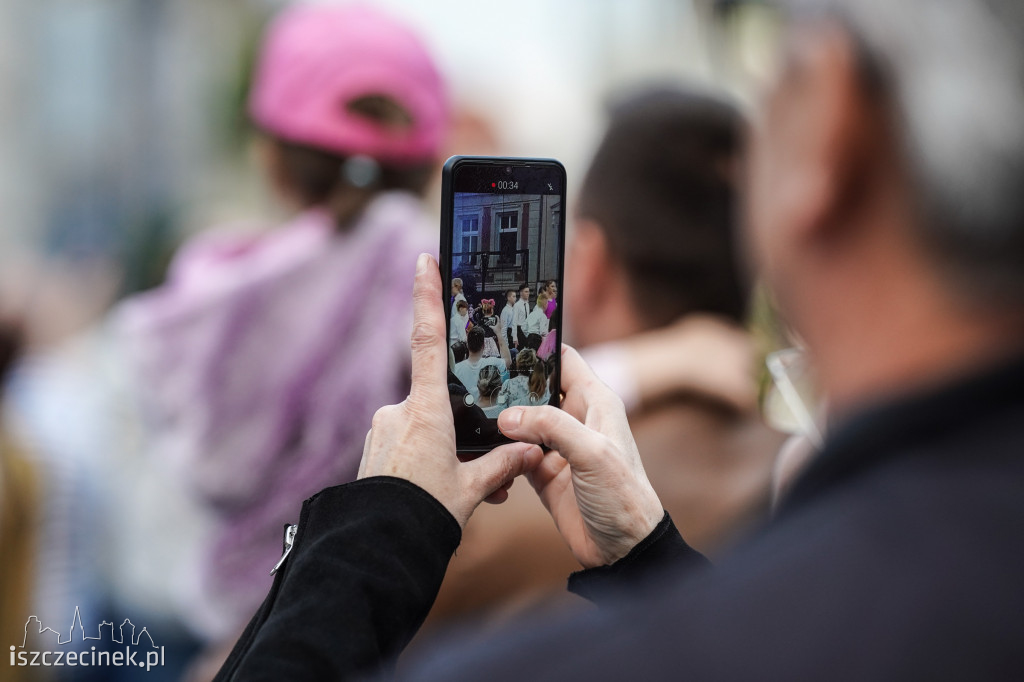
[476,365,505,418]
[450,277,467,320]
[499,288,517,350]
[450,299,471,345]
[525,289,551,344]
[511,283,531,348]
[453,326,510,400]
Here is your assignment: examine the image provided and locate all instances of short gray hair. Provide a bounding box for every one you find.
[781,0,1024,305]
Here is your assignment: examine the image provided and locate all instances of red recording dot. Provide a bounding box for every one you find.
[491,182,496,187]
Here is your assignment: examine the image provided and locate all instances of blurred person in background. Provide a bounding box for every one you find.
[420,86,780,634]
[572,87,784,553]
[0,318,38,682]
[117,1,448,668]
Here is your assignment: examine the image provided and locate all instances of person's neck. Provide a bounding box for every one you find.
[468,351,483,364]
[803,249,1024,420]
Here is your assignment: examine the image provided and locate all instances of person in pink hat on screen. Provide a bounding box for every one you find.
[116,1,449,662]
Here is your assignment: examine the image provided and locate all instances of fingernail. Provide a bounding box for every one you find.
[502,407,523,430]
[416,253,431,275]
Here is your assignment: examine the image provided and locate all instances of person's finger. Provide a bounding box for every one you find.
[462,442,543,501]
[498,404,611,463]
[409,253,449,404]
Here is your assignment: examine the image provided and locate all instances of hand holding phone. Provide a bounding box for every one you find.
[440,157,567,454]
[495,347,664,568]
[358,254,544,526]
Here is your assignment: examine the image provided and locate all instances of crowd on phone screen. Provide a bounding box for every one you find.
[449,278,558,414]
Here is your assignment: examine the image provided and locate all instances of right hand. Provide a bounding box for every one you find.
[497,346,664,568]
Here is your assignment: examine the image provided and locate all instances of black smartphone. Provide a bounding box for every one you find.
[440,156,567,454]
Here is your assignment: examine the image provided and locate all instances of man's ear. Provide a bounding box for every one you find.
[567,218,614,316]
[785,22,878,245]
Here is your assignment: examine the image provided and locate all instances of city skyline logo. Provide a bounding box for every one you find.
[9,606,165,672]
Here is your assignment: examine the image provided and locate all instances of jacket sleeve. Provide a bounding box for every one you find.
[567,512,709,604]
[214,477,462,682]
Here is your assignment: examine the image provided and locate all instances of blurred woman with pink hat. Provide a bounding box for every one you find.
[118,1,449,650]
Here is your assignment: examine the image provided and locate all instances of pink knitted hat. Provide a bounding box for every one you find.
[249,3,448,165]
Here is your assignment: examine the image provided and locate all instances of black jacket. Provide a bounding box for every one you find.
[216,355,1024,681]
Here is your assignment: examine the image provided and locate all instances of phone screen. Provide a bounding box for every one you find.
[442,158,566,452]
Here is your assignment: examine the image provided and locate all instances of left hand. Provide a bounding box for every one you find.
[358,254,544,528]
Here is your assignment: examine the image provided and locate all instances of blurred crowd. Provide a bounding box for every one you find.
[6,0,1017,679]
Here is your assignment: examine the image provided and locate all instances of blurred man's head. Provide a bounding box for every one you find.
[749,0,1024,410]
[567,86,748,348]
[519,284,530,301]
[506,289,517,305]
[456,300,468,315]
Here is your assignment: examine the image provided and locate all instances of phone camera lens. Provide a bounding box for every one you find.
[505,166,513,174]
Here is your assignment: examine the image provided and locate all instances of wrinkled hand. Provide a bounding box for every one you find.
[497,347,664,568]
[358,254,544,528]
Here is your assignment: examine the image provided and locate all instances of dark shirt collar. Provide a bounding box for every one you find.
[780,351,1024,513]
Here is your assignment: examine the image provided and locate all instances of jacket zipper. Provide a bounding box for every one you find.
[270,524,298,576]
[217,504,309,682]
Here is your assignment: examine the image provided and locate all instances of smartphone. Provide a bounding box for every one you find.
[440,156,567,454]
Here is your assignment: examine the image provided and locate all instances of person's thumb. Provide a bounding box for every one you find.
[497,405,608,466]
[462,441,544,502]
